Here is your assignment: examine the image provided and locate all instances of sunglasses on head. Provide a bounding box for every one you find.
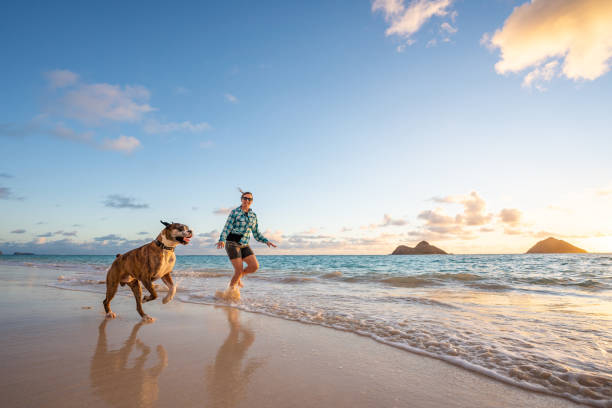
[241,196,253,201]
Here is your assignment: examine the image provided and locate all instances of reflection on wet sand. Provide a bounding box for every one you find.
[205,307,264,408]
[90,320,167,408]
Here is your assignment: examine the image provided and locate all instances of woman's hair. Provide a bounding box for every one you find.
[237,187,252,198]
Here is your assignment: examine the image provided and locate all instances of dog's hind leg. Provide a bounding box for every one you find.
[161,274,176,304]
[128,281,154,322]
[141,279,158,303]
[103,278,120,319]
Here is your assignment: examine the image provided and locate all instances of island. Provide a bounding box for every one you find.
[391,241,448,255]
[525,237,587,254]
[13,252,35,255]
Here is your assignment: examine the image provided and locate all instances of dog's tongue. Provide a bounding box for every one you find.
[184,237,191,243]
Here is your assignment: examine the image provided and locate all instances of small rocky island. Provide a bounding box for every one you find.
[392,241,447,255]
[526,237,587,254]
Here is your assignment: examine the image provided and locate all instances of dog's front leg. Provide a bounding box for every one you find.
[141,279,158,303]
[161,273,176,304]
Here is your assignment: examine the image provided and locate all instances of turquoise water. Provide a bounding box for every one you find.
[1,254,611,407]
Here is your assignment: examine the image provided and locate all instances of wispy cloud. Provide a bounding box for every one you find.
[143,119,211,134]
[59,84,154,124]
[224,93,238,103]
[199,140,214,149]
[43,70,155,125]
[0,119,42,138]
[100,135,141,154]
[0,173,14,178]
[44,69,79,89]
[213,207,232,215]
[372,0,455,45]
[483,0,612,87]
[11,229,26,234]
[0,186,24,200]
[94,234,125,242]
[174,86,190,95]
[103,194,149,209]
[50,123,94,143]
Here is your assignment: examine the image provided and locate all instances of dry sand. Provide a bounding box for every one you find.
[0,269,586,408]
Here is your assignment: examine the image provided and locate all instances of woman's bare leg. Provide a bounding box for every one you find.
[241,255,259,282]
[229,257,244,288]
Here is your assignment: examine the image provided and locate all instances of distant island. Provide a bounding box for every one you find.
[526,237,587,254]
[392,241,447,255]
[13,252,35,255]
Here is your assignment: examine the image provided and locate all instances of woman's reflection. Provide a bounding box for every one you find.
[90,320,167,407]
[205,307,263,408]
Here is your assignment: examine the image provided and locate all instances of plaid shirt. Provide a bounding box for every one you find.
[218,206,269,245]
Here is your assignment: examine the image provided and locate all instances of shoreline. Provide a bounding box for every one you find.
[0,265,589,408]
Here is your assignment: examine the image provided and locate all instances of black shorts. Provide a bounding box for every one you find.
[225,241,254,260]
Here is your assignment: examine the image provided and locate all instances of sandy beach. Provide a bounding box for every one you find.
[0,265,589,408]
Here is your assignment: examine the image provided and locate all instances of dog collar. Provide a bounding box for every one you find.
[154,240,175,251]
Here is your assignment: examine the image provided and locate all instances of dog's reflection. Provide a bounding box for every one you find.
[90,320,167,407]
[205,307,263,408]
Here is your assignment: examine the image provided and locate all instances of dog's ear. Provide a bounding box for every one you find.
[160,220,171,227]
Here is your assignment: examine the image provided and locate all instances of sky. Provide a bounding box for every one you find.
[1,0,611,255]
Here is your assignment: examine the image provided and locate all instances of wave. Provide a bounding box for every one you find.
[320,271,342,279]
[381,276,441,288]
[467,282,511,291]
[173,269,231,278]
[179,292,611,407]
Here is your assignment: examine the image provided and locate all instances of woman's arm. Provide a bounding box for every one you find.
[218,210,235,243]
[251,214,269,244]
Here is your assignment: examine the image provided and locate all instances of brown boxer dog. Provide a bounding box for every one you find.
[103,221,193,322]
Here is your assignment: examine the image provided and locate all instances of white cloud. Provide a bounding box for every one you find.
[484,0,612,84]
[522,60,559,90]
[433,191,492,226]
[58,83,155,124]
[100,135,141,154]
[44,69,79,89]
[199,140,214,149]
[498,208,522,226]
[382,214,408,226]
[373,0,454,43]
[213,207,232,215]
[143,119,211,134]
[224,93,238,103]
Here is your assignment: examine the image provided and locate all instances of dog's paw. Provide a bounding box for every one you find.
[162,294,174,304]
[142,315,156,323]
[105,312,117,319]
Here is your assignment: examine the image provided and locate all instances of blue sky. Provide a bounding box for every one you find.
[1,0,611,254]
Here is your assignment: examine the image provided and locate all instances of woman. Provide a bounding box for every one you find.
[216,190,276,289]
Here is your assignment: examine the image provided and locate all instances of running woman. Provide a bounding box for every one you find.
[216,190,276,288]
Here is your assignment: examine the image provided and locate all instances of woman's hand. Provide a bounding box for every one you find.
[216,241,225,249]
[266,241,277,248]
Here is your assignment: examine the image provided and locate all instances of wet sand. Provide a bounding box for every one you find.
[0,267,586,408]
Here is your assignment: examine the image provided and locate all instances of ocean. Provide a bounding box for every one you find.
[1,253,611,407]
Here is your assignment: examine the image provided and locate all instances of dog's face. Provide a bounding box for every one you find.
[160,221,193,245]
